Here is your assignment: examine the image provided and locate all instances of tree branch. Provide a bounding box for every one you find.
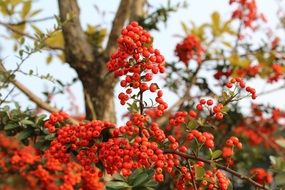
[129,0,145,21]
[104,0,132,57]
[164,149,270,190]
[0,63,79,125]
[8,16,55,26]
[0,21,63,50]
[58,0,94,70]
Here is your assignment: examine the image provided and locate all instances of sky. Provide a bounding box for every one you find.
[0,0,285,125]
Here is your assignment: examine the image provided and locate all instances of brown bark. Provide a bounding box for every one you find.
[58,0,145,122]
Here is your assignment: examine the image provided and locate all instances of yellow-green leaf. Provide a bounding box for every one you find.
[30,9,42,17]
[181,21,190,35]
[21,1,32,18]
[46,54,53,64]
[222,41,233,49]
[211,11,221,36]
[45,31,64,49]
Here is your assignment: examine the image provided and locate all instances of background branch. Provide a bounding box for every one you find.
[0,21,63,50]
[0,63,79,125]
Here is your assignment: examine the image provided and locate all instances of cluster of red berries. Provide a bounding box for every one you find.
[187,129,215,149]
[174,161,204,189]
[214,69,233,80]
[10,146,40,169]
[216,170,231,190]
[47,120,115,165]
[250,168,273,184]
[175,34,204,64]
[107,22,167,117]
[168,111,189,127]
[148,122,166,142]
[98,136,178,183]
[234,104,283,148]
[196,98,225,120]
[225,77,257,99]
[0,132,105,190]
[222,136,242,158]
[235,65,261,78]
[269,63,283,82]
[44,112,69,133]
[229,0,265,28]
[107,22,164,99]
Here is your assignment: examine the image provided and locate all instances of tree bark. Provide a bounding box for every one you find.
[58,0,145,122]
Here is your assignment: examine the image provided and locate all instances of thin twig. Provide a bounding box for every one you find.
[8,16,55,26]
[187,159,198,190]
[0,21,63,50]
[0,63,78,125]
[156,63,202,125]
[163,149,270,190]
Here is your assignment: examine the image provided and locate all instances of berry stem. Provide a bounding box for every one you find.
[139,90,144,115]
[187,159,198,190]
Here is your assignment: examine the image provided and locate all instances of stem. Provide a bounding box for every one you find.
[163,149,270,190]
[187,159,198,190]
[157,63,203,125]
[139,91,144,114]
[0,63,79,125]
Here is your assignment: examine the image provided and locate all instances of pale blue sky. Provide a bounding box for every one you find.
[0,0,284,124]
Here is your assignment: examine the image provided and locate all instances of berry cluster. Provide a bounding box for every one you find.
[98,135,178,183]
[269,63,283,82]
[44,112,69,133]
[229,0,265,28]
[214,69,233,80]
[0,132,105,190]
[107,22,167,116]
[234,104,285,150]
[187,129,215,149]
[175,34,204,64]
[250,168,273,184]
[222,136,242,159]
[225,77,257,99]
[216,170,231,190]
[47,120,115,165]
[196,98,225,120]
[174,161,204,189]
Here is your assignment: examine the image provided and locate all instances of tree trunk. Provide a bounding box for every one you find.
[58,0,144,122]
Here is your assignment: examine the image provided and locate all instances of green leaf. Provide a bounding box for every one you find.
[133,173,149,187]
[20,119,35,127]
[221,106,229,113]
[128,168,144,184]
[133,187,154,190]
[106,181,130,189]
[35,114,46,125]
[211,150,222,159]
[181,21,190,34]
[44,133,56,141]
[18,129,33,141]
[112,173,126,182]
[4,124,18,130]
[144,180,158,188]
[187,120,199,130]
[195,166,205,180]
